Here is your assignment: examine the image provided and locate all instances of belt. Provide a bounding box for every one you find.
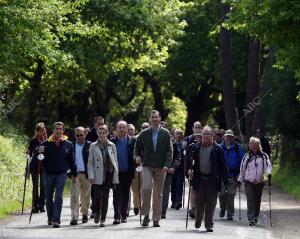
[78,171,87,174]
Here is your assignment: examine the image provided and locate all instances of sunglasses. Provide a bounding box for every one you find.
[75,134,84,137]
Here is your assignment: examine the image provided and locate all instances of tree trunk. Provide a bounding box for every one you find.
[220,3,242,137]
[245,38,261,142]
[25,59,44,134]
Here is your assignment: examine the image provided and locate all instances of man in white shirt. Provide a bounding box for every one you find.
[70,126,91,225]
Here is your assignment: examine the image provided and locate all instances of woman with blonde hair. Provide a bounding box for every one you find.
[27,122,48,213]
[238,137,272,226]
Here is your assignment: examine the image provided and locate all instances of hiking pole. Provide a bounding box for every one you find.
[136,166,142,226]
[185,173,192,230]
[182,148,186,208]
[29,153,44,224]
[22,154,31,214]
[238,183,241,220]
[268,178,272,227]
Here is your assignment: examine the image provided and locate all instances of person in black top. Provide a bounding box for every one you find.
[27,122,47,213]
[39,121,77,228]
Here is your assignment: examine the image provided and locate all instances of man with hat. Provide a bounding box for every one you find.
[218,129,244,220]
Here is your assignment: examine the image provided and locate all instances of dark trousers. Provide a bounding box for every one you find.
[245,181,264,221]
[92,172,113,221]
[195,179,218,229]
[31,170,45,210]
[162,174,173,214]
[113,172,132,219]
[171,168,184,204]
[44,172,67,223]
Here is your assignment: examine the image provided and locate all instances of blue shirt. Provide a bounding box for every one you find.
[116,137,129,172]
[75,143,85,172]
[152,127,160,152]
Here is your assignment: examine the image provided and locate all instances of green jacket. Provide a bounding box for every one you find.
[134,126,173,168]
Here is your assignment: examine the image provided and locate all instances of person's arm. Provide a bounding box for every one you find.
[87,144,95,183]
[218,146,229,185]
[134,133,143,165]
[164,134,173,168]
[67,143,77,177]
[238,154,248,183]
[264,153,272,177]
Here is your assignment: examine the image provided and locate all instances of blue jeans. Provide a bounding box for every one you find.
[44,172,67,223]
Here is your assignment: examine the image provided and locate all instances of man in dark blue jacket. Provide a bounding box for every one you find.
[218,130,244,220]
[39,122,77,228]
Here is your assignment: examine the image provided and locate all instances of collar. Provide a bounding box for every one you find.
[48,134,68,142]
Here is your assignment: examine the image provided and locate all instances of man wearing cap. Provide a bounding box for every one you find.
[218,130,245,220]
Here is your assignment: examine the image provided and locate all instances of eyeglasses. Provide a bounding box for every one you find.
[75,134,84,137]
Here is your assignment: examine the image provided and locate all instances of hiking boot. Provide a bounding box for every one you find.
[142,215,150,227]
[113,219,120,224]
[219,209,226,218]
[153,221,160,227]
[227,216,233,221]
[82,215,88,223]
[134,208,139,215]
[39,207,45,213]
[161,214,166,219]
[171,203,175,209]
[175,202,182,210]
[121,217,127,223]
[90,212,95,219]
[32,207,39,213]
[206,228,213,232]
[70,220,78,225]
[47,220,53,226]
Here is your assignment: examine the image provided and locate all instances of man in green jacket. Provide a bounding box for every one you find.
[134,110,173,227]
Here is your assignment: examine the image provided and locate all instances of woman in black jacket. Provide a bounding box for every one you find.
[27,122,47,213]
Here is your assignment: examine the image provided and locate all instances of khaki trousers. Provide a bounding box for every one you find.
[131,170,143,208]
[70,173,91,220]
[140,166,166,222]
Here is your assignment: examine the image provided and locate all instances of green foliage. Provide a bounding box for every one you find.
[0,120,31,213]
[273,164,300,200]
[165,96,187,131]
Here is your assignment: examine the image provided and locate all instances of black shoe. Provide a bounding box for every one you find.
[206,228,213,232]
[39,208,45,213]
[227,216,233,221]
[70,220,78,225]
[113,219,120,225]
[161,214,166,219]
[171,204,175,208]
[254,218,258,224]
[195,221,201,229]
[219,209,226,218]
[82,215,88,223]
[90,212,95,219]
[94,214,100,224]
[175,202,182,210]
[100,220,106,227]
[121,218,127,223]
[47,220,53,226]
[142,215,150,227]
[153,221,160,227]
[32,208,39,213]
[249,221,255,226]
[134,208,139,215]
[189,208,195,218]
[53,222,60,228]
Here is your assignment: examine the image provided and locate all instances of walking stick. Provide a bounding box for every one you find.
[136,166,142,225]
[182,148,186,208]
[185,173,192,230]
[22,154,31,214]
[238,184,241,220]
[268,179,272,227]
[29,153,44,224]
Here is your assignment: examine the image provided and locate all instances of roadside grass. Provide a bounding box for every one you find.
[273,164,300,200]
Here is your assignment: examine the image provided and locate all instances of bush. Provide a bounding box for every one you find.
[0,120,31,218]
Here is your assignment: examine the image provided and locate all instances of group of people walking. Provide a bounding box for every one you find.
[25,110,272,232]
